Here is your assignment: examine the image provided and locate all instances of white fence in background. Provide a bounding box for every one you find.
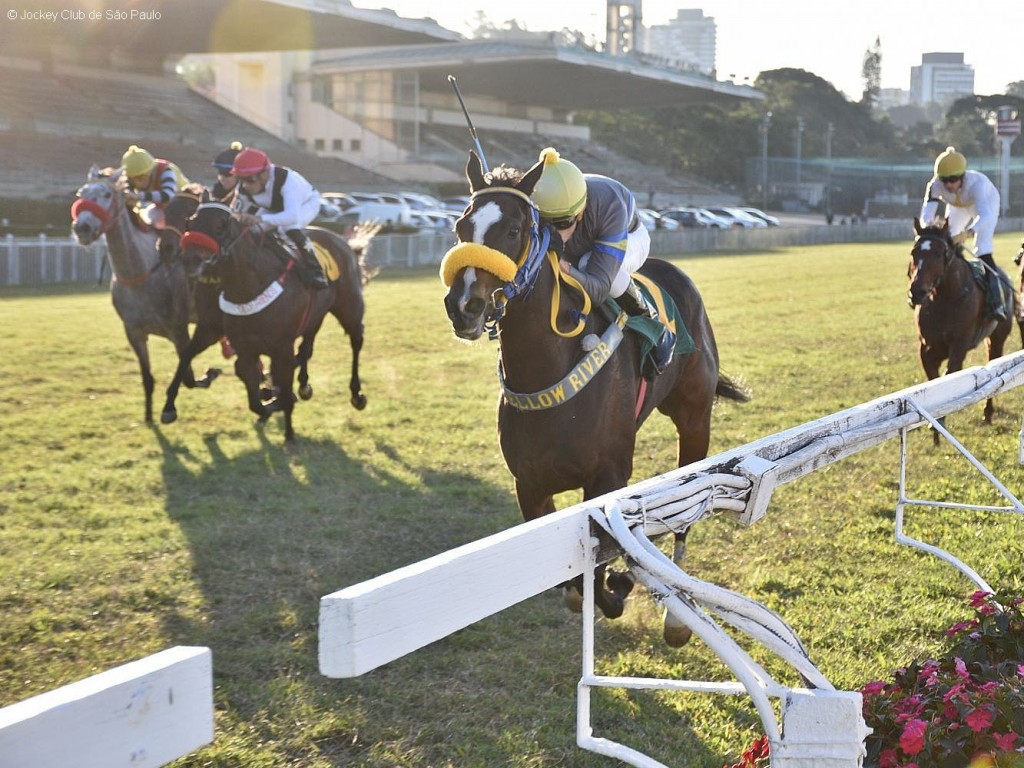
[0,646,213,768]
[320,353,1024,768]
[5,218,1022,286]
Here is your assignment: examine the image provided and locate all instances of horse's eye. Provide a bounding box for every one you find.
[508,226,521,239]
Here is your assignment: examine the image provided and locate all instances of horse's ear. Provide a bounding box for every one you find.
[201,187,211,203]
[518,155,546,196]
[466,151,486,193]
[913,217,923,236]
[88,164,100,180]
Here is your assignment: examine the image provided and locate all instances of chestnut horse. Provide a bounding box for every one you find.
[441,152,748,645]
[71,166,218,423]
[908,218,1019,443]
[180,201,373,441]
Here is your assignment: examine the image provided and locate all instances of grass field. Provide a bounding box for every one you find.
[2,235,1023,767]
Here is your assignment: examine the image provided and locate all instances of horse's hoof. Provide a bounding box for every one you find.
[563,586,584,614]
[606,570,635,601]
[663,622,694,648]
[299,384,313,400]
[351,392,367,410]
[160,409,178,425]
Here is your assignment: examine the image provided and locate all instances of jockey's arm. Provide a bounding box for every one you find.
[138,167,178,206]
[561,249,617,306]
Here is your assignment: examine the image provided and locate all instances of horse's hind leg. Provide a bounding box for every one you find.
[333,300,367,410]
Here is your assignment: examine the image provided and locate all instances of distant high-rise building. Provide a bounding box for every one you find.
[606,0,642,56]
[909,52,974,106]
[642,8,716,75]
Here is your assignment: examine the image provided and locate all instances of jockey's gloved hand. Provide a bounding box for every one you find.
[546,225,564,257]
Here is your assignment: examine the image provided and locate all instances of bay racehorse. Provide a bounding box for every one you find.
[908,218,1020,443]
[441,152,748,645]
[179,201,373,442]
[155,185,229,425]
[71,166,218,423]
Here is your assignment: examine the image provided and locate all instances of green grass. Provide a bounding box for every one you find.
[1,235,1023,767]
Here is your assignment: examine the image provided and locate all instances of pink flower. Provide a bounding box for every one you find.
[964,707,994,733]
[944,620,978,636]
[969,590,993,608]
[954,657,969,680]
[992,732,1017,750]
[878,748,899,768]
[900,719,929,755]
[862,680,886,696]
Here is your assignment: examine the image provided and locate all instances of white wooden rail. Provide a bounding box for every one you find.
[0,646,213,768]
[320,352,1024,767]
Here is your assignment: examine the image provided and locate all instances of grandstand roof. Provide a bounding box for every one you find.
[311,40,761,110]
[0,0,458,69]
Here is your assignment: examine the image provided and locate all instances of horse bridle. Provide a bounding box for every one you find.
[910,231,957,303]
[71,177,123,237]
[180,202,251,266]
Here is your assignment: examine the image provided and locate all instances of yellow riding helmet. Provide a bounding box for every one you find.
[122,145,156,178]
[934,146,967,178]
[531,147,587,220]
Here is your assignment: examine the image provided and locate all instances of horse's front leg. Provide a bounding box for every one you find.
[234,352,273,423]
[578,476,636,621]
[124,327,155,423]
[661,529,695,647]
[920,343,946,446]
[267,347,297,442]
[161,323,223,424]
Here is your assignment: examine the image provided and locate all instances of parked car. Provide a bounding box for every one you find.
[737,206,781,227]
[409,210,458,231]
[322,192,358,211]
[440,195,472,214]
[660,207,730,229]
[638,208,680,231]
[704,206,767,229]
[396,192,445,211]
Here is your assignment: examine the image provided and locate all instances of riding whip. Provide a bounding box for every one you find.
[448,75,489,172]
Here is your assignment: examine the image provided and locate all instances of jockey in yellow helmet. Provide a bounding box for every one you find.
[920,146,1005,321]
[532,147,676,377]
[120,144,190,229]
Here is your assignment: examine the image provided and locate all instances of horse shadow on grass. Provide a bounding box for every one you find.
[149,427,735,766]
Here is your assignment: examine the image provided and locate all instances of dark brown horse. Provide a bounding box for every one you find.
[908,218,1019,443]
[155,185,228,425]
[71,166,218,423]
[441,152,748,645]
[180,201,373,441]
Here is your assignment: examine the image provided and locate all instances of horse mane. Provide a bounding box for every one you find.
[486,164,525,186]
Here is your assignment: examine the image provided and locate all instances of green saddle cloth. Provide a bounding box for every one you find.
[607,279,696,367]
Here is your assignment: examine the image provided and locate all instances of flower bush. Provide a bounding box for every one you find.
[861,591,1024,768]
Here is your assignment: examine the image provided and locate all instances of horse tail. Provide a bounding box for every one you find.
[716,373,751,403]
[347,221,381,286]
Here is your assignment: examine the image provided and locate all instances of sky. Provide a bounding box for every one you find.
[354,0,1023,100]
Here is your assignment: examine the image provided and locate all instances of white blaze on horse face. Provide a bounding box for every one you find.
[466,199,504,244]
[454,266,480,316]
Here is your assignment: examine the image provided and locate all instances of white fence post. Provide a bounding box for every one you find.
[0,646,214,768]
[320,352,1024,767]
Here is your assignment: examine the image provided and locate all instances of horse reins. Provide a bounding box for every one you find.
[468,186,595,338]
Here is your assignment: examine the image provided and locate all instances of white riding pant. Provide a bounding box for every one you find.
[609,223,651,298]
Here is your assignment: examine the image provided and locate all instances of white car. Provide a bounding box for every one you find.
[705,207,768,229]
[738,207,781,227]
[638,208,680,231]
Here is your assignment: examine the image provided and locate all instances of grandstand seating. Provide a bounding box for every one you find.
[0,57,735,207]
[0,60,398,200]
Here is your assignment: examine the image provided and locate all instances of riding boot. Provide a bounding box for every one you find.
[287,229,330,289]
[979,253,1007,321]
[618,280,676,378]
